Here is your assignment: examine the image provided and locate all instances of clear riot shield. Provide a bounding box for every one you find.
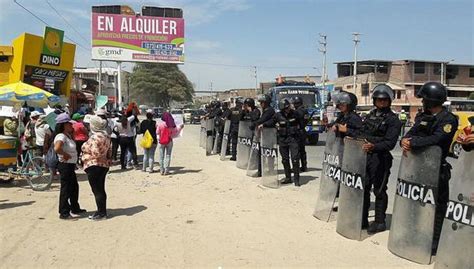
[435,150,474,269]
[313,130,344,222]
[200,121,206,148]
[220,120,231,161]
[336,138,367,240]
[205,119,215,156]
[260,128,279,188]
[388,146,442,265]
[236,121,252,170]
[246,129,261,177]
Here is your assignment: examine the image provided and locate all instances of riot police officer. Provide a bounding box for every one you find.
[228,98,243,161]
[208,100,223,152]
[254,94,275,128]
[292,96,308,172]
[401,81,458,252]
[331,91,362,138]
[241,98,261,123]
[359,84,402,234]
[261,99,301,186]
[221,101,231,155]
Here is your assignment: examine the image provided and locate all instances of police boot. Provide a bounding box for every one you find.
[292,162,300,187]
[281,162,292,184]
[367,221,386,234]
[300,160,307,172]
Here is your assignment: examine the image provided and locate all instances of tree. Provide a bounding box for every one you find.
[469,92,474,100]
[128,63,194,107]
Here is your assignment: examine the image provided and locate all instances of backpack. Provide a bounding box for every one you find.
[159,127,171,145]
[45,145,58,169]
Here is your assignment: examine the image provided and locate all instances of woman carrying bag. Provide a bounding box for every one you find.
[157,112,184,175]
[139,109,158,173]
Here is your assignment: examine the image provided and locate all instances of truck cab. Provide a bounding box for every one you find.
[268,82,324,144]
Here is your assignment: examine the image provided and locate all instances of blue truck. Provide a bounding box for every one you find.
[267,82,325,144]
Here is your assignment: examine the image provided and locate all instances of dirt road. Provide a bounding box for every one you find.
[0,125,427,268]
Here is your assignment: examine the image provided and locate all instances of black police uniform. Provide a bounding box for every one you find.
[263,110,301,186]
[221,106,232,154]
[332,111,362,138]
[294,105,309,171]
[228,105,243,160]
[403,108,458,246]
[359,108,402,228]
[208,106,223,151]
[250,106,275,177]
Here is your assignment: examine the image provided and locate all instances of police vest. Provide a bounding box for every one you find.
[276,115,299,137]
[230,108,241,124]
[415,114,437,137]
[363,111,390,137]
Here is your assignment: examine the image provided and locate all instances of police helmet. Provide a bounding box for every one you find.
[214,101,221,108]
[278,98,291,110]
[372,84,394,101]
[416,82,447,105]
[244,98,255,108]
[210,100,218,107]
[235,97,244,105]
[257,94,271,105]
[292,96,303,107]
[336,91,357,111]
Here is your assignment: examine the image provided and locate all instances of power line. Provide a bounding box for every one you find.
[13,0,89,52]
[45,0,90,45]
[186,60,316,70]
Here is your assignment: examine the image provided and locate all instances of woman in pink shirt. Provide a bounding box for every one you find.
[157,112,184,175]
[72,113,89,164]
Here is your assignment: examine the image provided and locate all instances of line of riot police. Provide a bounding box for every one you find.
[198,81,472,267]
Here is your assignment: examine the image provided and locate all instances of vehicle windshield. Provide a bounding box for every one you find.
[445,101,474,112]
[275,88,321,109]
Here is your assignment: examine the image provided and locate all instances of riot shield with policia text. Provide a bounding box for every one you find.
[388,146,442,265]
[205,119,215,156]
[236,120,253,170]
[313,129,344,222]
[220,120,231,161]
[336,137,367,240]
[246,129,261,177]
[434,150,474,269]
[260,127,279,188]
[200,121,206,148]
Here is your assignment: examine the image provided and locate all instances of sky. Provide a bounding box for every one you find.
[0,0,473,92]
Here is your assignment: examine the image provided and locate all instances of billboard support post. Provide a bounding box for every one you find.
[117,61,122,109]
[98,61,102,96]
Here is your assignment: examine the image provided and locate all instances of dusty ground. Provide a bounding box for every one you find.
[0,125,431,269]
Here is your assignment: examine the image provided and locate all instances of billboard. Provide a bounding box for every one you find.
[91,13,184,63]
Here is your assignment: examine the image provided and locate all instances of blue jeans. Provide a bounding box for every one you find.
[142,144,157,171]
[159,141,173,173]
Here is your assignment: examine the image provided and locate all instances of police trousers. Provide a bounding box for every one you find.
[279,137,300,176]
[363,152,392,224]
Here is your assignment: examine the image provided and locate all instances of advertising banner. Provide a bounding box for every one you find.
[40,26,64,66]
[91,13,185,63]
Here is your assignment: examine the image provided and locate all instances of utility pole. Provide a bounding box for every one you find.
[98,61,102,95]
[352,32,361,96]
[253,66,259,94]
[318,33,327,91]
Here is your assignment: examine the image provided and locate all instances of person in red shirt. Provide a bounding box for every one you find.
[72,113,89,165]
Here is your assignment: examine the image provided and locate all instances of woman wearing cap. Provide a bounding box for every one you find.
[139,109,158,173]
[54,113,85,220]
[72,113,88,165]
[81,116,112,221]
[34,114,51,156]
[157,112,184,175]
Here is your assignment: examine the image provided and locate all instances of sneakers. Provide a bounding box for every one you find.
[59,214,78,221]
[367,221,386,234]
[88,212,107,221]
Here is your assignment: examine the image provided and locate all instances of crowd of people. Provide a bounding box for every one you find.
[1,102,183,221]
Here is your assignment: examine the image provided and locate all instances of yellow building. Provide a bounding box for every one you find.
[0,32,76,97]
